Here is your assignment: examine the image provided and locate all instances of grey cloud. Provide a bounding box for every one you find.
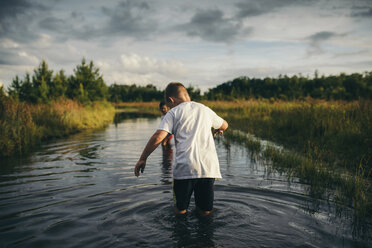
[35,1,157,41]
[39,17,69,32]
[0,0,49,42]
[351,6,372,17]
[306,31,346,56]
[0,50,19,65]
[180,9,248,43]
[307,31,339,41]
[0,0,35,20]
[101,0,157,37]
[235,0,315,18]
[0,49,34,66]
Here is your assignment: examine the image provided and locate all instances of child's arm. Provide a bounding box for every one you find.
[213,120,229,136]
[134,130,169,177]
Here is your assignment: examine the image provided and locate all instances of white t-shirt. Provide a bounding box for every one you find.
[157,101,224,179]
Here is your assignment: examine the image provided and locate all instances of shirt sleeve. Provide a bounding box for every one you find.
[208,107,224,129]
[157,111,173,134]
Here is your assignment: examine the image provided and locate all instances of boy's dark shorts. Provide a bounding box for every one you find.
[173,178,215,211]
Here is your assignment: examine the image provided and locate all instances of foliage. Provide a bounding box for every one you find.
[7,59,107,104]
[108,83,203,102]
[108,84,163,102]
[206,72,372,101]
[67,59,108,102]
[0,91,39,155]
[0,94,115,157]
[204,100,372,174]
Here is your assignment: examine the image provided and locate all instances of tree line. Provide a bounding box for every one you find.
[5,60,372,103]
[206,71,372,101]
[7,59,108,103]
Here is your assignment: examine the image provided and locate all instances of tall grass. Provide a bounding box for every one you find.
[203,100,372,173]
[0,95,115,157]
[207,99,372,238]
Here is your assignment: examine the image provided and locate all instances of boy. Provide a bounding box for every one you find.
[159,102,173,147]
[134,82,228,215]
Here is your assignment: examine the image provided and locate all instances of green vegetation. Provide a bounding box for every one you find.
[8,59,108,104]
[0,94,115,157]
[108,84,202,102]
[106,71,372,102]
[222,129,371,238]
[1,59,115,157]
[206,100,372,237]
[205,100,371,172]
[7,59,372,103]
[206,71,372,101]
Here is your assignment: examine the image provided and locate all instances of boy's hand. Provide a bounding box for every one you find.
[213,129,223,137]
[134,160,146,177]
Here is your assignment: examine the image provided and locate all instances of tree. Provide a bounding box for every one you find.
[68,59,108,102]
[52,70,68,99]
[32,60,53,103]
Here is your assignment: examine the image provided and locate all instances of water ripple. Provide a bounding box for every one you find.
[0,117,370,247]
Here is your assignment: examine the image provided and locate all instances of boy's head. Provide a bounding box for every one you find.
[159,101,168,115]
[164,82,190,108]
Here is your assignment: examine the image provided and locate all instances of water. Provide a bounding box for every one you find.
[0,115,370,247]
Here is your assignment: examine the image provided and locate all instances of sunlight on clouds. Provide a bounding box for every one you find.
[120,53,188,77]
[96,54,189,87]
[1,39,19,49]
[39,33,52,48]
[18,51,39,64]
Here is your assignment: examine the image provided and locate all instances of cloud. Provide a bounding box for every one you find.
[306,31,346,56]
[235,0,315,18]
[0,49,38,66]
[39,17,69,32]
[101,0,157,38]
[35,1,158,41]
[351,6,372,18]
[179,9,248,43]
[120,53,187,78]
[0,0,49,42]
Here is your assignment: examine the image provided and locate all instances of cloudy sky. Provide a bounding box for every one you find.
[1,0,372,91]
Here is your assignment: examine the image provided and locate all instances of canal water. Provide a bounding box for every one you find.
[0,115,370,247]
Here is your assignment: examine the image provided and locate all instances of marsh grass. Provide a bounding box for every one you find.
[219,110,371,239]
[203,100,372,173]
[0,96,115,157]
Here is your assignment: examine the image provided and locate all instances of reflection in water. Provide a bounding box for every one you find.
[161,145,173,185]
[172,214,215,248]
[114,112,157,126]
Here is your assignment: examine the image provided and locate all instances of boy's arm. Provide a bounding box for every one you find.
[213,120,228,136]
[134,130,169,177]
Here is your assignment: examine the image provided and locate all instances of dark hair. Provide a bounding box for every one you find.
[159,101,166,108]
[164,82,187,102]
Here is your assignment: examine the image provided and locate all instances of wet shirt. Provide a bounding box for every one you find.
[157,101,223,179]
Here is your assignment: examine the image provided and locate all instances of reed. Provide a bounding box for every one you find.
[202,99,372,173]
[0,96,115,157]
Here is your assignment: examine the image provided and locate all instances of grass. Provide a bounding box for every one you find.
[203,99,372,173]
[207,99,372,239]
[0,95,115,157]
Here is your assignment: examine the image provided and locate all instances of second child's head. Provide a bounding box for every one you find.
[159,102,168,115]
[164,82,191,108]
